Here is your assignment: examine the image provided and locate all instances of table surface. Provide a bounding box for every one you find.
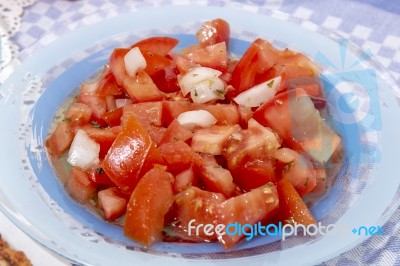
[1,0,400,265]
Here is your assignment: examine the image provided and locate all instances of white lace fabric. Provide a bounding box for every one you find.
[0,0,38,83]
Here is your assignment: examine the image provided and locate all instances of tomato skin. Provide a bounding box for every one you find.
[215,183,279,249]
[109,48,130,86]
[122,102,163,127]
[230,38,279,94]
[46,121,74,157]
[173,166,199,193]
[151,66,180,93]
[66,167,97,204]
[102,116,153,194]
[142,50,173,76]
[171,186,226,241]
[158,140,201,173]
[123,70,164,102]
[80,125,119,159]
[196,155,237,197]
[97,71,123,96]
[276,177,316,226]
[65,102,92,127]
[162,100,193,126]
[102,107,123,127]
[124,167,174,246]
[89,167,115,187]
[160,119,193,145]
[196,18,230,47]
[230,158,277,191]
[98,187,127,221]
[78,94,107,122]
[180,42,229,72]
[131,37,179,57]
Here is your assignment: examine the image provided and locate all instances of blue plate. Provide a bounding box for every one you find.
[1,3,399,266]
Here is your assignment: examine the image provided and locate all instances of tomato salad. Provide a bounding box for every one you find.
[46,18,342,249]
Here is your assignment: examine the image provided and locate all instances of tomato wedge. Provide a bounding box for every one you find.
[196,18,230,47]
[131,37,179,57]
[102,116,154,194]
[276,177,316,226]
[215,183,279,249]
[124,167,174,246]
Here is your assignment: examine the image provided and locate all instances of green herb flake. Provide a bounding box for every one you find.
[213,89,225,97]
[267,80,274,88]
[90,121,102,128]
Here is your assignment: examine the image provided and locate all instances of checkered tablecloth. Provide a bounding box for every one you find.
[2,0,400,265]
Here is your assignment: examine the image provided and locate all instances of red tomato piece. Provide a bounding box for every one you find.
[253,88,340,164]
[131,37,179,57]
[230,158,276,191]
[180,42,228,72]
[122,102,163,127]
[98,187,127,221]
[123,70,164,102]
[89,167,115,187]
[109,48,130,86]
[66,167,97,204]
[45,121,74,157]
[97,71,124,96]
[101,107,123,127]
[223,118,281,170]
[160,119,193,145]
[78,94,107,121]
[142,50,173,76]
[172,186,226,241]
[196,18,230,47]
[196,155,237,197]
[275,148,317,196]
[173,166,199,193]
[124,167,174,246]
[162,100,193,125]
[151,65,181,93]
[65,102,92,127]
[276,177,316,226]
[215,183,279,249]
[230,38,279,94]
[102,116,154,194]
[80,125,119,159]
[158,140,201,173]
[200,103,241,125]
[191,125,240,155]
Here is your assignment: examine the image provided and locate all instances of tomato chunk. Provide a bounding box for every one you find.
[191,125,240,155]
[254,88,341,163]
[65,102,92,126]
[215,183,279,249]
[158,140,201,173]
[196,155,237,197]
[276,177,316,226]
[131,37,179,57]
[102,116,154,194]
[124,167,174,246]
[46,121,74,157]
[80,125,119,159]
[160,119,193,145]
[66,167,96,204]
[173,166,199,193]
[172,187,226,241]
[98,187,127,221]
[122,70,164,102]
[196,18,230,47]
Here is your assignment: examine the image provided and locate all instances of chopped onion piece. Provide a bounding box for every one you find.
[67,129,100,171]
[178,67,222,96]
[124,47,147,77]
[233,76,281,107]
[274,147,297,163]
[177,110,217,130]
[190,77,225,104]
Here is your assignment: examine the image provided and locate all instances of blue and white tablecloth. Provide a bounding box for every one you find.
[1,0,399,265]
